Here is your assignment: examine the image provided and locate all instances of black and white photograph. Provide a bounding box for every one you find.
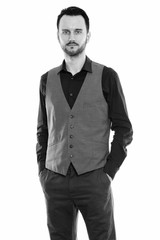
[0,0,159,239]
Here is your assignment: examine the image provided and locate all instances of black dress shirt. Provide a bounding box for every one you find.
[37,56,133,179]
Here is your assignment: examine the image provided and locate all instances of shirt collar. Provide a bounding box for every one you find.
[57,56,92,74]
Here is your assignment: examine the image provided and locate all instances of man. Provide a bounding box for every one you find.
[36,6,133,240]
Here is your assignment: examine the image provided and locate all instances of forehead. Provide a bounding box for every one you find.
[59,15,86,30]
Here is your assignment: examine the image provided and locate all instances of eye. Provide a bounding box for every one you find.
[62,30,70,35]
[75,29,82,34]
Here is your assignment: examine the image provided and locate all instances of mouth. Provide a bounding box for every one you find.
[67,42,78,47]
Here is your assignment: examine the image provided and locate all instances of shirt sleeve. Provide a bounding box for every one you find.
[36,72,48,174]
[102,66,133,179]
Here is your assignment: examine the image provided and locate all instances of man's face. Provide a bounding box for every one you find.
[58,15,90,57]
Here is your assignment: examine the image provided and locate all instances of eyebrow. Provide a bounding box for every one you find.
[62,28,83,31]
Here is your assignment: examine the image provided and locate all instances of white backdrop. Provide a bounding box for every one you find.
[0,0,160,239]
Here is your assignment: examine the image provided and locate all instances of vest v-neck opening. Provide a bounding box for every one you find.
[57,73,90,112]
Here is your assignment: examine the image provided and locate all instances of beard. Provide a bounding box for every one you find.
[61,39,87,57]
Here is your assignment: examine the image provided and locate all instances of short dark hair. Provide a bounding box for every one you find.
[57,6,90,32]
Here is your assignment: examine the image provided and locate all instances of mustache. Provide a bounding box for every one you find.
[66,41,79,46]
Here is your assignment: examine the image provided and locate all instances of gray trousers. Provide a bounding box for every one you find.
[40,163,116,240]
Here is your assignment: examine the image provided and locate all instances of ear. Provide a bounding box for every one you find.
[87,32,91,43]
[57,31,60,42]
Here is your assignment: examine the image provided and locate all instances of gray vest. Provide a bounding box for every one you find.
[45,61,111,175]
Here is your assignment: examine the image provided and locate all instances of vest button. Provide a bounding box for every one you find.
[70,135,73,139]
[70,125,74,129]
[70,154,73,158]
[69,144,73,148]
[70,115,74,119]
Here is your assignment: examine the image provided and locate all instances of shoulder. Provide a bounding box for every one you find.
[92,60,118,79]
[41,71,48,82]
[40,64,61,84]
[47,65,62,76]
[40,71,48,90]
[40,64,61,80]
[103,66,119,79]
[102,65,121,90]
[39,71,48,95]
[100,65,121,93]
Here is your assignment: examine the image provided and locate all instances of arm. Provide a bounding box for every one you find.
[36,72,48,175]
[102,67,133,179]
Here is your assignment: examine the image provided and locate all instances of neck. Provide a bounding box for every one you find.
[64,52,86,75]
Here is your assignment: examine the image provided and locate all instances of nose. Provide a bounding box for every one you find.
[69,31,75,41]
